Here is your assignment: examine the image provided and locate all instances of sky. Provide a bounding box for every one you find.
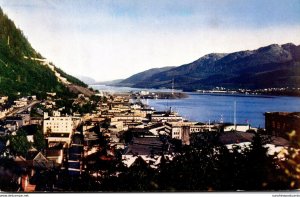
[0,0,300,82]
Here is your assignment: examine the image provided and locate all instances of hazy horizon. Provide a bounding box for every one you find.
[1,0,300,82]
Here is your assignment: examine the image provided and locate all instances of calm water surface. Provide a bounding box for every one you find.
[91,85,300,128]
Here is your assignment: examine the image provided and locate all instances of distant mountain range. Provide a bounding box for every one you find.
[0,7,87,98]
[76,76,97,85]
[117,43,300,91]
[118,66,175,87]
[93,79,124,86]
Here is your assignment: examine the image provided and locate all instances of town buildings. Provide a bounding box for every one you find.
[0,90,297,192]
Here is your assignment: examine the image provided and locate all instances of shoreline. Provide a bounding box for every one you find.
[90,84,300,99]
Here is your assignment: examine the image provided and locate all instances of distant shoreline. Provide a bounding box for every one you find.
[90,84,300,98]
[194,92,275,99]
[193,91,300,98]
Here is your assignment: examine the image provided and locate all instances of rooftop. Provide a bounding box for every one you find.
[219,131,290,146]
[124,137,165,156]
[166,121,198,127]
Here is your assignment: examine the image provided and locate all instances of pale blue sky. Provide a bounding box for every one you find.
[1,0,300,81]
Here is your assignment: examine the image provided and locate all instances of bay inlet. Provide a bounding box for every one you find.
[91,85,300,128]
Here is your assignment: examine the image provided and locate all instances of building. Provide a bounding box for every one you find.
[0,96,8,104]
[45,149,64,166]
[43,111,74,145]
[5,116,25,129]
[165,122,213,145]
[14,97,28,108]
[265,112,300,140]
[122,137,173,168]
[110,115,144,125]
[217,123,251,132]
[150,111,184,123]
[68,134,84,176]
[0,108,9,119]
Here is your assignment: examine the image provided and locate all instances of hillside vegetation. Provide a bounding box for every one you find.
[0,8,86,98]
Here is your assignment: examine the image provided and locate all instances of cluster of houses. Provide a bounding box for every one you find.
[0,91,295,192]
[0,94,83,191]
[0,96,37,119]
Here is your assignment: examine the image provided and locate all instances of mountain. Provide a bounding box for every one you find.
[0,8,87,98]
[117,66,175,87]
[76,76,97,85]
[119,43,300,91]
[93,79,124,85]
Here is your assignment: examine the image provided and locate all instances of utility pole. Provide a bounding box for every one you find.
[234,101,237,131]
[171,78,174,95]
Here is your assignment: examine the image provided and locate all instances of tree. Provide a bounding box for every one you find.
[100,156,157,192]
[235,133,288,190]
[278,130,300,189]
[0,157,22,191]
[33,128,46,151]
[96,132,294,191]
[9,129,31,157]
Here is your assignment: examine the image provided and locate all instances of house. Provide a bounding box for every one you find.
[5,116,24,129]
[16,151,54,192]
[46,149,64,166]
[16,112,31,125]
[0,108,9,119]
[32,152,54,169]
[122,137,173,168]
[30,117,43,125]
[108,121,126,133]
[147,123,166,136]
[22,124,40,143]
[3,120,18,133]
[0,96,8,104]
[46,92,56,97]
[14,99,28,108]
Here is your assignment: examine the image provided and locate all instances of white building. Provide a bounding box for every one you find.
[165,122,196,139]
[0,96,8,104]
[151,111,184,123]
[14,100,28,108]
[43,111,74,145]
[223,124,251,132]
[139,91,149,96]
[165,122,214,145]
[0,108,9,119]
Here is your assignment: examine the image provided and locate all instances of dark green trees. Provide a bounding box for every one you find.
[0,7,86,97]
[99,132,294,191]
[9,129,31,157]
[33,129,46,151]
[0,157,21,191]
